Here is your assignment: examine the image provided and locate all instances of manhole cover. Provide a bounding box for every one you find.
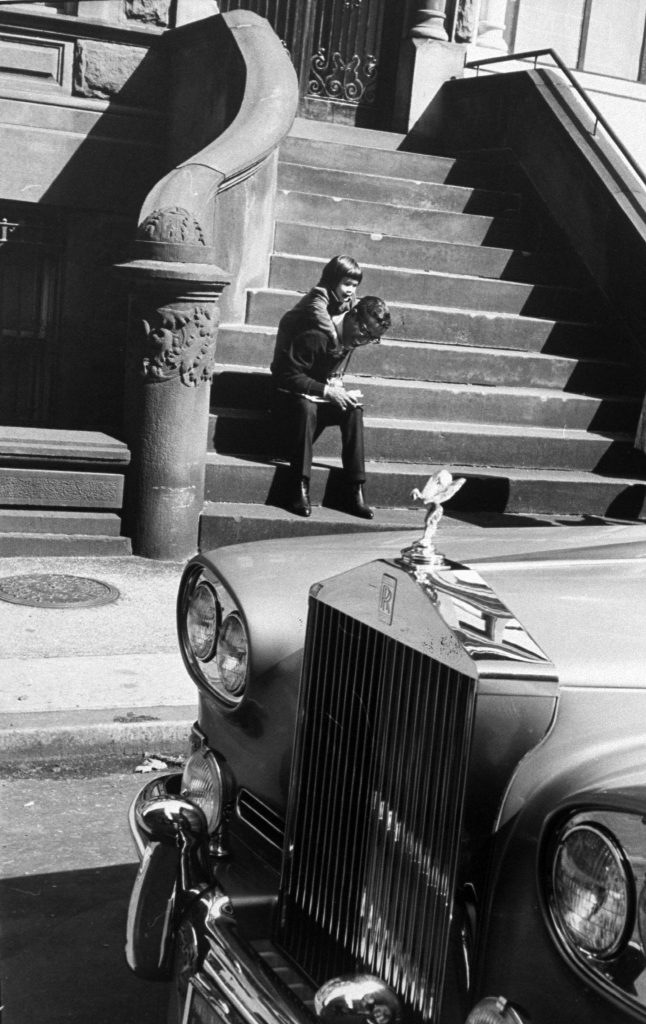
[0,574,120,608]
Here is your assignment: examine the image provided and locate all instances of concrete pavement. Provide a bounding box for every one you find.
[0,554,196,762]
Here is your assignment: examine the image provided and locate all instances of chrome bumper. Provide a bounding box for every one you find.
[128,770,182,861]
[126,773,312,1024]
[126,772,184,979]
[126,775,401,1024]
[182,888,313,1024]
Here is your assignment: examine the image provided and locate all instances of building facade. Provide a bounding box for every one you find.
[1,0,645,557]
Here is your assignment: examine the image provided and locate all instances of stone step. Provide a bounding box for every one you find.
[245,289,610,357]
[287,116,407,151]
[211,365,639,434]
[273,221,588,288]
[281,129,531,195]
[0,427,130,467]
[280,133,458,183]
[0,509,123,535]
[275,191,526,249]
[0,532,131,557]
[199,499,421,549]
[278,161,520,217]
[217,326,632,393]
[203,454,646,524]
[0,466,124,509]
[209,408,645,476]
[268,253,605,322]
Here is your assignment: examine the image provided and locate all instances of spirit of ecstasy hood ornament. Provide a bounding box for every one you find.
[400,469,466,569]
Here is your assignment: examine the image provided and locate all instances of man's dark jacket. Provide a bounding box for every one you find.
[270,302,349,399]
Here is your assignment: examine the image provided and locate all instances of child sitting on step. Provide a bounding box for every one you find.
[290,253,363,343]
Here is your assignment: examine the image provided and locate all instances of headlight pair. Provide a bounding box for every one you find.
[546,809,646,1007]
[178,565,249,705]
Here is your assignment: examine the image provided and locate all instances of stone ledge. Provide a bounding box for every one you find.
[0,427,130,464]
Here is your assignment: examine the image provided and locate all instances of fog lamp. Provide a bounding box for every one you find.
[181,748,226,834]
[551,822,632,959]
[465,996,525,1024]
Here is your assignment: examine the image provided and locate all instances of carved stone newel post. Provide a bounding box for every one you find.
[116,207,230,560]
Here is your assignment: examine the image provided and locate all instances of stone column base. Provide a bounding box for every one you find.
[394,37,467,135]
[115,252,230,560]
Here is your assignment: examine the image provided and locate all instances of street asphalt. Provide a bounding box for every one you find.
[0,554,196,764]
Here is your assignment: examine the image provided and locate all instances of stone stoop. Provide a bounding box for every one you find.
[0,427,131,556]
[204,118,646,547]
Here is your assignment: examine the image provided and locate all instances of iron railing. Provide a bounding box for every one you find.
[465,48,646,193]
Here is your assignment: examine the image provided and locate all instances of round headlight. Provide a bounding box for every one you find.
[181,748,225,834]
[550,822,633,959]
[186,580,219,662]
[215,612,248,699]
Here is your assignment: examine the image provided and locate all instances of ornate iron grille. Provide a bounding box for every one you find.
[277,596,477,1022]
[306,0,383,106]
[216,0,395,118]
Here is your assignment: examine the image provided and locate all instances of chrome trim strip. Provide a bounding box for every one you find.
[189,887,312,1024]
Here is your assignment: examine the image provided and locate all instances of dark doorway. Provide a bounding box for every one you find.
[0,203,62,427]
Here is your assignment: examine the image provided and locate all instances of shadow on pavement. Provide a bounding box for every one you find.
[1,863,169,1024]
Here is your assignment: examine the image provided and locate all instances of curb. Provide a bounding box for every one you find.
[0,705,196,762]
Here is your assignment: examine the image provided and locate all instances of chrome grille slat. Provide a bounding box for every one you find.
[278,595,477,1021]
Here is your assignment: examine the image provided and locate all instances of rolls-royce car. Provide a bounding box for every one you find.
[125,509,646,1024]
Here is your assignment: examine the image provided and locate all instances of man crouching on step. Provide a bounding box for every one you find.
[270,295,391,519]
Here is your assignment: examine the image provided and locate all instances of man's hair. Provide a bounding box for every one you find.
[354,295,391,332]
[319,254,363,290]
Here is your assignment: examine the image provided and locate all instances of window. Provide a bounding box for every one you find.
[509,0,646,82]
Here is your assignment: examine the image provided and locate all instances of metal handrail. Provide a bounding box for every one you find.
[465,48,646,191]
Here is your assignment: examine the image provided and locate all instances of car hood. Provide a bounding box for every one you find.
[203,518,646,689]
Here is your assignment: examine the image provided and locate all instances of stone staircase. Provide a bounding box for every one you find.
[205,119,646,547]
[0,428,131,556]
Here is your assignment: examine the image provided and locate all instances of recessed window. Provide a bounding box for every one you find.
[511,0,586,68]
[583,0,646,80]
[509,0,646,82]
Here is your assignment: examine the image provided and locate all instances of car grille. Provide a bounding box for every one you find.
[275,595,478,1022]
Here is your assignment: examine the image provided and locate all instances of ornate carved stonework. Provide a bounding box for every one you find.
[454,0,478,43]
[125,0,172,27]
[138,206,207,247]
[132,301,220,387]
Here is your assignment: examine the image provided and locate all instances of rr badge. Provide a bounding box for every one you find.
[378,573,397,625]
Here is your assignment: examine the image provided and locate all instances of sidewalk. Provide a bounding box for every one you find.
[0,554,196,763]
